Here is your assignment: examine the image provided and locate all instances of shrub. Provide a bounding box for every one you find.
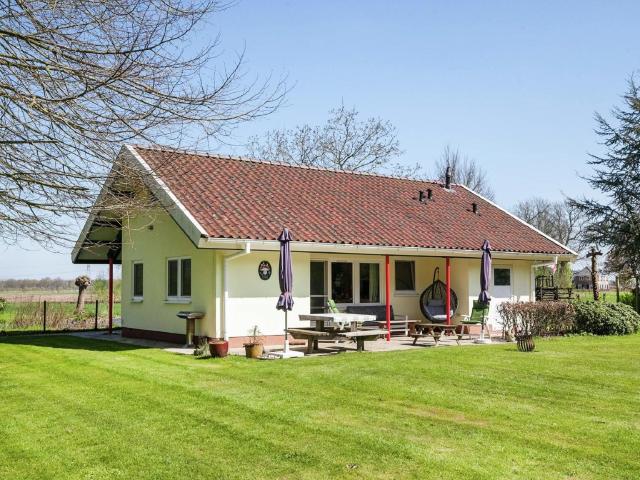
[0,297,6,312]
[619,292,637,309]
[497,301,575,337]
[573,302,640,335]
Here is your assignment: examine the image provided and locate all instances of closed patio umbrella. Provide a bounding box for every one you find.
[476,239,492,343]
[275,228,302,358]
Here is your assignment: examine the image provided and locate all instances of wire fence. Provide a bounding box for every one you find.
[0,300,122,335]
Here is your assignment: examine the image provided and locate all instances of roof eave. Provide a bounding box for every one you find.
[198,236,576,260]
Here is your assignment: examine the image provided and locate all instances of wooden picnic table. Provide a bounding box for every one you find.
[411,323,463,346]
[290,313,380,354]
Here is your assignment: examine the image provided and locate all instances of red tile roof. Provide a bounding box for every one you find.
[132,146,573,255]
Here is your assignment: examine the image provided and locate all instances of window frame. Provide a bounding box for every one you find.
[493,267,512,287]
[394,260,416,293]
[166,256,192,302]
[132,261,144,301]
[319,259,384,308]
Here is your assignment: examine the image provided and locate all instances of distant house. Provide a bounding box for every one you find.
[573,267,611,291]
[72,145,577,346]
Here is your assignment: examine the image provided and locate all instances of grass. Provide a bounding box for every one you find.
[573,289,631,304]
[0,302,121,331]
[0,335,639,479]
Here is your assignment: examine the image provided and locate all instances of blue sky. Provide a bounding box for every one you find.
[2,0,639,279]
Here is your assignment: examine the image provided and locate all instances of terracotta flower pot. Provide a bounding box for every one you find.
[208,339,229,358]
[244,342,263,359]
[516,334,535,352]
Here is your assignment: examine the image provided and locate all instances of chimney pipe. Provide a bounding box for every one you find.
[472,202,478,214]
[445,166,452,189]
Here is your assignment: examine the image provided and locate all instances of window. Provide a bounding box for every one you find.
[181,258,191,297]
[494,268,511,286]
[395,260,415,291]
[167,257,191,299]
[132,262,144,299]
[359,263,380,303]
[331,262,353,303]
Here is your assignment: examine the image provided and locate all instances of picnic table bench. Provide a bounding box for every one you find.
[336,329,388,352]
[411,323,463,346]
[287,328,333,354]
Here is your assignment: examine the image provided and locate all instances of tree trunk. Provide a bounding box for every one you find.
[590,251,599,301]
[76,286,88,312]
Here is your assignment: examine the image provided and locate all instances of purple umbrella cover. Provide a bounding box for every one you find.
[276,228,294,311]
[478,240,492,304]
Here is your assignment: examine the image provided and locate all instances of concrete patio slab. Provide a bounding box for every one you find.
[70,330,506,358]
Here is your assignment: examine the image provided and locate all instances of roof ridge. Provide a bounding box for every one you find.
[128,143,445,185]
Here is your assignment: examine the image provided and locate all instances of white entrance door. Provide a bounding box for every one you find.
[488,266,513,330]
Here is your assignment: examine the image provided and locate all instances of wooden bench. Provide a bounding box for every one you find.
[287,328,333,354]
[411,324,463,346]
[337,329,387,352]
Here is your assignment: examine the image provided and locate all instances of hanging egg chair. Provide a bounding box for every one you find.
[420,267,458,323]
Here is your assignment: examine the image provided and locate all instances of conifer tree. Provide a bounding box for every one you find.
[570,78,640,310]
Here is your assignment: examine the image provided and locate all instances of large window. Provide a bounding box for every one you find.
[331,262,353,304]
[359,263,380,303]
[132,262,144,299]
[324,261,382,305]
[167,257,191,299]
[395,260,415,291]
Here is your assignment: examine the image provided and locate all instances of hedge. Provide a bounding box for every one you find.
[497,300,640,337]
[573,302,640,335]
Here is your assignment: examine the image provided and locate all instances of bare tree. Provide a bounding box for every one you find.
[513,197,585,249]
[1,1,284,247]
[246,104,412,175]
[74,275,91,312]
[433,146,495,200]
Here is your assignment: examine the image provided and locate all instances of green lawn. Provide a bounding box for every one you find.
[0,336,639,479]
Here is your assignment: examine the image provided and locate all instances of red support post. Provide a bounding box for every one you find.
[385,255,391,341]
[108,257,114,335]
[445,257,451,325]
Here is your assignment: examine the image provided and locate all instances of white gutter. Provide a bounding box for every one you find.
[222,242,251,340]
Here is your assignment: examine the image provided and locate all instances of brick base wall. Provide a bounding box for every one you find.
[121,327,304,348]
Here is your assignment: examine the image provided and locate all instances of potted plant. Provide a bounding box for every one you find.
[243,325,264,359]
[208,337,229,358]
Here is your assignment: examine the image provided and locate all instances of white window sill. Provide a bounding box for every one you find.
[394,291,418,297]
[165,298,192,304]
[131,297,144,303]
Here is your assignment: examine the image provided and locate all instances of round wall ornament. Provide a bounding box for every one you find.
[258,260,272,280]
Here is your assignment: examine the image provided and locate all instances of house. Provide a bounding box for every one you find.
[72,145,577,346]
[573,266,611,291]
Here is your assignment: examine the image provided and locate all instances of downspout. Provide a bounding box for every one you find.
[222,242,251,340]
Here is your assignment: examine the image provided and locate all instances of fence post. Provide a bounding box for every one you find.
[94,300,99,330]
[43,300,47,333]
